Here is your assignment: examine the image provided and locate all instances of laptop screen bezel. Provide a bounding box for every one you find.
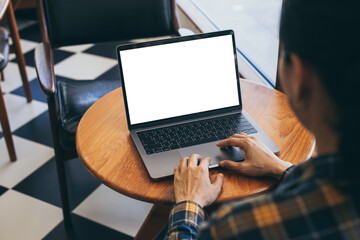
[116,30,242,130]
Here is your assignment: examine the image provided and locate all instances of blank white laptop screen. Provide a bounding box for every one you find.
[119,34,240,125]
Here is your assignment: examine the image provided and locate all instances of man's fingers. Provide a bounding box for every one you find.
[216,137,248,149]
[232,133,248,138]
[174,164,180,175]
[180,157,188,169]
[212,173,224,194]
[219,160,242,171]
[188,154,200,167]
[199,157,211,168]
[216,138,232,148]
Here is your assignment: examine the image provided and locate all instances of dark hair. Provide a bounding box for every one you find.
[280,0,360,182]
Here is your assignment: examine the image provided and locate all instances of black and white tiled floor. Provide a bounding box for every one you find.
[0,21,153,239]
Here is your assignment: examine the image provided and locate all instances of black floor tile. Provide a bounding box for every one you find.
[84,41,129,59]
[0,185,8,196]
[65,158,102,210]
[19,23,42,42]
[13,158,60,207]
[11,49,74,67]
[55,75,77,82]
[43,214,133,240]
[52,49,76,64]
[13,157,101,210]
[11,49,35,67]
[11,78,47,103]
[13,111,52,147]
[95,65,121,81]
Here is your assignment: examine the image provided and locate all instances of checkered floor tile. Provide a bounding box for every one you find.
[0,18,152,239]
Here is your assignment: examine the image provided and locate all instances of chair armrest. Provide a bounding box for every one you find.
[34,42,56,96]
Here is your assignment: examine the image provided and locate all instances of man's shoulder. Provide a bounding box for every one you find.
[204,181,357,239]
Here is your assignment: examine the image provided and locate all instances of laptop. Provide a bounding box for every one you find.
[116,30,279,179]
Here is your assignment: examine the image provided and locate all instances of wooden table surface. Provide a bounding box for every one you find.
[76,80,315,205]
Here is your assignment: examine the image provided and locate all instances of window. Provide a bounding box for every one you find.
[182,0,283,87]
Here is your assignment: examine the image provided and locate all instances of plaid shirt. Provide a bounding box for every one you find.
[166,155,360,239]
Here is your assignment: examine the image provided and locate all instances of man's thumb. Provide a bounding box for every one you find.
[213,173,224,192]
[219,160,240,171]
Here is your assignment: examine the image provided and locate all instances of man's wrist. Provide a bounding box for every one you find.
[270,160,293,180]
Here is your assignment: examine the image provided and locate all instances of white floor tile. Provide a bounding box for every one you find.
[73,184,153,237]
[0,94,47,132]
[8,53,15,61]
[54,53,117,80]
[58,43,94,53]
[0,190,62,240]
[20,39,39,54]
[1,63,38,93]
[0,136,54,188]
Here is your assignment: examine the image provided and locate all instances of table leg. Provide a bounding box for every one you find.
[135,204,171,240]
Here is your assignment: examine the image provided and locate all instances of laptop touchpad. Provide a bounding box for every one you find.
[178,142,245,166]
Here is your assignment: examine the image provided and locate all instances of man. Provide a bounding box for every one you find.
[166,0,360,239]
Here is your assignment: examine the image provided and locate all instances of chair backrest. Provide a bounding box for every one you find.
[40,0,179,48]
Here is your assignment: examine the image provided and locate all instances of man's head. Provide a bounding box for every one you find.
[278,0,360,176]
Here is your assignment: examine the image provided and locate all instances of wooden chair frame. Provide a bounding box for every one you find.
[0,0,34,162]
[0,84,16,161]
[0,0,32,102]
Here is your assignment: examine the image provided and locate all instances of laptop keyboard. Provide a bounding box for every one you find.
[137,113,257,155]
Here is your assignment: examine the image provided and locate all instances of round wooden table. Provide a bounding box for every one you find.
[76,80,314,239]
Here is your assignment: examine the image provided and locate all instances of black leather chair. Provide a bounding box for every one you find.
[34,0,183,227]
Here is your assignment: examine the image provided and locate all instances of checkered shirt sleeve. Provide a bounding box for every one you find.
[166,201,205,240]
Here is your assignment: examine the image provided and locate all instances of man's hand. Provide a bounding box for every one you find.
[217,133,292,179]
[174,154,223,208]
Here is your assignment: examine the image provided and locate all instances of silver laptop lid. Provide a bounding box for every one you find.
[117,30,242,130]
